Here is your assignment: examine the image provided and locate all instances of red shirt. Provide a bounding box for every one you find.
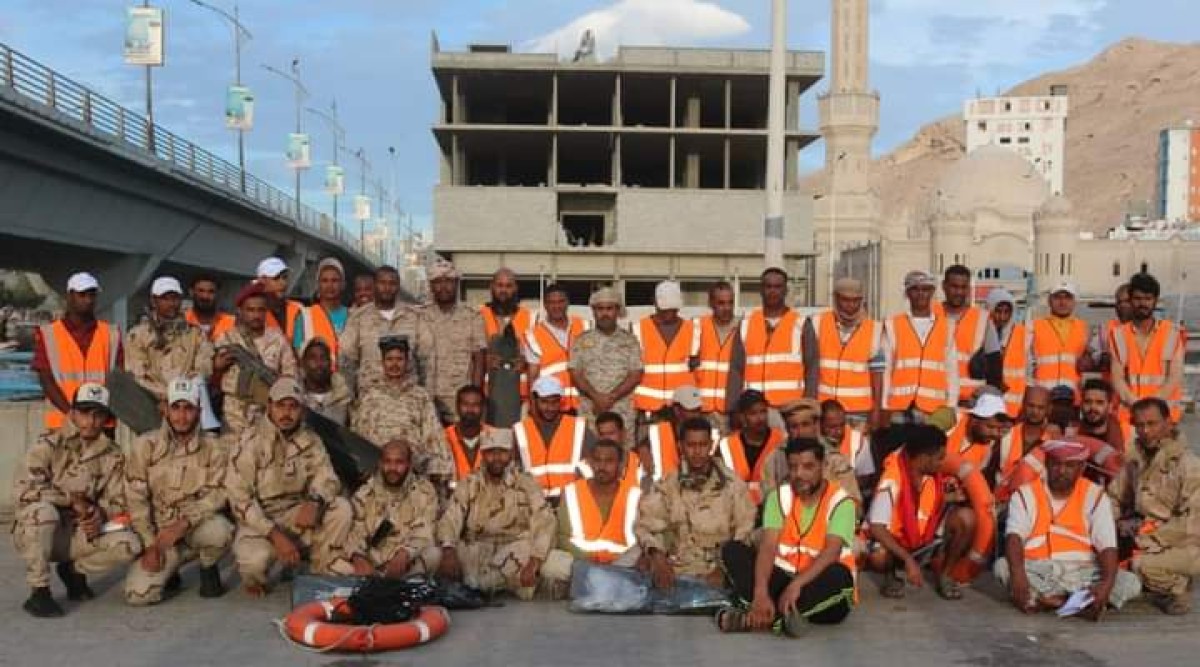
[31,317,124,372]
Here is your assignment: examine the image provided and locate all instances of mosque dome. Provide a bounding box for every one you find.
[1033,193,1080,233]
[930,146,1051,224]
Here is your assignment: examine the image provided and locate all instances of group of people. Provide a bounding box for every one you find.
[10,257,1198,637]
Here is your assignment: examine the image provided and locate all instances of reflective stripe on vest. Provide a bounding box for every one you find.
[445,425,483,488]
[267,300,304,341]
[1020,478,1103,562]
[840,428,866,465]
[717,429,785,504]
[41,320,119,428]
[483,305,534,399]
[884,313,949,413]
[1000,322,1028,418]
[774,482,857,578]
[563,480,641,563]
[937,304,988,402]
[693,315,737,413]
[185,309,235,342]
[527,317,589,409]
[878,452,941,538]
[740,309,804,406]
[633,318,697,411]
[1111,320,1183,417]
[814,312,879,412]
[513,416,585,498]
[1032,318,1089,395]
[647,423,680,482]
[300,305,341,367]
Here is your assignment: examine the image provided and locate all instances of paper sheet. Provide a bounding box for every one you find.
[1056,589,1095,617]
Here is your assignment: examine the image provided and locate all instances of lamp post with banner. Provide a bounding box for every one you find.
[342,147,372,253]
[123,2,165,152]
[307,100,345,224]
[189,0,252,191]
[262,58,310,223]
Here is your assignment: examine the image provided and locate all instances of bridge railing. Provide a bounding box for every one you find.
[0,42,375,263]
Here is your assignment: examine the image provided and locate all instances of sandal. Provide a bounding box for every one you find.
[936,575,963,601]
[715,607,752,633]
[880,577,906,599]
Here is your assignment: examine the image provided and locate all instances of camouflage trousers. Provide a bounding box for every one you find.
[232,498,353,588]
[1136,545,1200,597]
[329,544,443,577]
[10,502,141,588]
[124,515,234,606]
[457,538,556,599]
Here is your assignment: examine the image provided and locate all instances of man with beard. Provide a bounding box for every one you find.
[718,438,856,635]
[570,288,643,443]
[212,283,297,437]
[436,428,557,599]
[526,283,590,411]
[445,385,486,487]
[997,439,1140,619]
[298,339,353,425]
[185,274,235,342]
[415,258,487,423]
[351,273,375,310]
[125,277,213,403]
[803,277,884,428]
[512,376,593,502]
[996,387,1052,484]
[944,393,1010,479]
[339,265,419,392]
[769,398,860,507]
[255,257,303,342]
[1110,272,1185,424]
[124,378,232,605]
[294,258,349,362]
[935,265,1002,405]
[227,378,353,597]
[1077,378,1131,451]
[338,439,442,578]
[481,268,533,404]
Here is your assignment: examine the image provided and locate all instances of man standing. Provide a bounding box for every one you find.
[936,265,1001,404]
[1097,283,1132,381]
[226,378,353,597]
[124,378,232,605]
[996,439,1140,619]
[633,281,697,419]
[636,418,757,590]
[740,268,806,410]
[987,289,1027,418]
[481,268,534,403]
[804,277,884,427]
[298,339,353,425]
[339,265,419,391]
[255,257,304,342]
[125,276,213,402]
[692,281,741,429]
[33,272,122,430]
[512,376,592,501]
[436,428,557,599]
[339,440,441,579]
[882,271,954,425]
[1114,398,1200,615]
[445,385,486,486]
[570,287,643,440]
[1110,273,1185,424]
[718,438,856,635]
[212,283,297,437]
[415,258,487,423]
[716,390,786,505]
[294,258,349,361]
[11,384,140,617]
[1030,281,1093,401]
[1077,379,1130,451]
[185,274,236,342]
[526,283,589,410]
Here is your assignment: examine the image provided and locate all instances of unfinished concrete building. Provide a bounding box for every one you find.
[431,38,823,306]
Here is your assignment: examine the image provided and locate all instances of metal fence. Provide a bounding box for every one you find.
[0,42,374,263]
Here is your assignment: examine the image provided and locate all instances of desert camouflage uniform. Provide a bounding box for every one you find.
[415,304,486,422]
[436,466,556,598]
[761,446,863,507]
[1114,435,1200,597]
[302,372,354,425]
[350,379,453,477]
[635,461,756,577]
[124,316,214,400]
[331,471,441,575]
[214,326,297,436]
[11,424,140,588]
[568,327,643,442]
[337,303,420,392]
[123,424,233,605]
[226,418,352,587]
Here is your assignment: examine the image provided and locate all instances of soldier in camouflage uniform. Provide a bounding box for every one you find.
[569,288,643,444]
[415,259,486,423]
[11,384,141,617]
[123,378,232,605]
[226,378,352,596]
[764,399,861,506]
[636,417,756,589]
[1114,398,1200,615]
[351,336,452,478]
[299,338,353,425]
[436,428,557,599]
[212,283,297,437]
[333,439,442,577]
[124,277,214,401]
[339,266,419,393]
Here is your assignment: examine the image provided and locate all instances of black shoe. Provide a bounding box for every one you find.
[165,573,183,593]
[280,566,295,583]
[55,562,94,601]
[23,588,64,618]
[198,566,225,599]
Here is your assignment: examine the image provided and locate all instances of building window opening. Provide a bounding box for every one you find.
[562,214,607,248]
[999,137,1012,145]
[1112,262,1120,277]
[977,121,987,131]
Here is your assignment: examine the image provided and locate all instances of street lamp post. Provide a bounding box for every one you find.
[189,0,252,191]
[342,146,372,252]
[262,58,310,223]
[307,100,345,224]
[764,0,787,269]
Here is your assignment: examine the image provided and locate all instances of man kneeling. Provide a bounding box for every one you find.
[995,439,1140,619]
[718,438,856,635]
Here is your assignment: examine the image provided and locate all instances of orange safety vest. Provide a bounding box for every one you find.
[526,317,589,409]
[1101,319,1121,385]
[717,428,785,504]
[740,308,805,407]
[692,315,738,414]
[513,415,586,499]
[884,313,950,413]
[267,300,304,342]
[1031,317,1089,397]
[646,422,681,482]
[1110,320,1184,422]
[184,309,235,342]
[445,425,483,487]
[561,479,642,564]
[633,317,697,411]
[997,436,1123,504]
[40,320,120,428]
[1018,477,1104,562]
[576,449,644,491]
[875,451,944,544]
[839,427,868,466]
[482,305,534,400]
[813,312,879,413]
[936,303,988,403]
[945,413,993,474]
[298,304,341,366]
[1000,322,1028,418]
[774,481,857,580]
[997,422,1043,486]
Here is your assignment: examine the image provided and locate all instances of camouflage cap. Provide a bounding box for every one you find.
[480,427,514,451]
[588,287,622,307]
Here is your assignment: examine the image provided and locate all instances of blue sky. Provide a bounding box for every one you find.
[0,0,1194,241]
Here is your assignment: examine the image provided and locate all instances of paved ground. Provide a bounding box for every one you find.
[1,419,1197,666]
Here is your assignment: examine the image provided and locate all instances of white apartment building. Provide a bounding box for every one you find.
[964,91,1068,194]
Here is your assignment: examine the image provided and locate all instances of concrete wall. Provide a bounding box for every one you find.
[0,402,45,520]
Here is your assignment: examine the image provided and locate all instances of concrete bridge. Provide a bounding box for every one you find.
[0,42,377,324]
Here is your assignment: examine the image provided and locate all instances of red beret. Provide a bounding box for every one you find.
[235,280,268,307]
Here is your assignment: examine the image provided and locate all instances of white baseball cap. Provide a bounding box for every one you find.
[167,377,201,407]
[970,393,1008,419]
[1050,281,1078,298]
[655,281,683,310]
[66,272,101,293]
[532,375,564,397]
[150,276,183,297]
[72,382,110,411]
[256,257,289,278]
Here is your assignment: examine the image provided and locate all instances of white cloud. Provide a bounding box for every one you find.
[524,0,751,58]
[872,0,1107,69]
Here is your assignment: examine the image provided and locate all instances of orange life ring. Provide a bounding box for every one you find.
[283,597,450,652]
